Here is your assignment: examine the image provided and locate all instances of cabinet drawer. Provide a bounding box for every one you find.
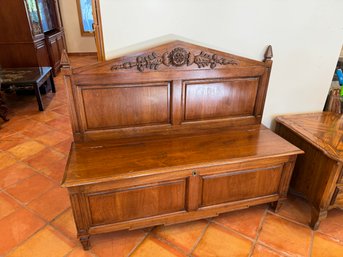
[201,166,282,206]
[87,179,186,225]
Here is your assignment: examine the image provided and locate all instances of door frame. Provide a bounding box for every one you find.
[92,0,105,61]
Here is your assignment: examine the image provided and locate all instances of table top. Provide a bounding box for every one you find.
[0,67,52,85]
[62,124,302,187]
[276,112,343,162]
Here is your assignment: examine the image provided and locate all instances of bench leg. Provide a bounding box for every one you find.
[80,235,91,250]
[270,199,284,213]
[34,84,44,111]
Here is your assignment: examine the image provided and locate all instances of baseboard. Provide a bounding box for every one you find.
[67,52,97,56]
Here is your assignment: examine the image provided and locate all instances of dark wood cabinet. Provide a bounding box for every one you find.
[45,30,66,75]
[0,0,66,75]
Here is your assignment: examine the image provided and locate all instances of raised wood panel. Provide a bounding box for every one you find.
[87,180,186,225]
[49,39,60,66]
[56,35,65,57]
[183,79,259,121]
[62,42,274,141]
[201,166,282,206]
[80,83,171,130]
[46,31,66,75]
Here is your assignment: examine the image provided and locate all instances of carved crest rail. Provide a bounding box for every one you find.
[111,47,239,72]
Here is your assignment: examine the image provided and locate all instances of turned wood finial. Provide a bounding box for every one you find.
[264,45,273,62]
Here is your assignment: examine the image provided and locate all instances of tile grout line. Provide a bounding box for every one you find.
[62,245,99,257]
[261,208,314,257]
[2,169,60,208]
[4,222,50,257]
[210,219,256,243]
[315,228,343,245]
[1,187,75,255]
[2,144,68,188]
[148,228,190,256]
[308,229,314,257]
[255,241,293,257]
[0,102,75,256]
[3,205,79,257]
[126,229,151,257]
[188,220,211,256]
[266,208,313,229]
[1,112,70,137]
[247,206,268,257]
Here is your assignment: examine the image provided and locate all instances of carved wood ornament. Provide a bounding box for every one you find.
[111,47,239,72]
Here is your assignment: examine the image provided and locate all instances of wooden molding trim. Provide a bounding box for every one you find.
[68,52,97,56]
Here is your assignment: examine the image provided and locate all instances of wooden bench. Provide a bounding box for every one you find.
[61,41,302,250]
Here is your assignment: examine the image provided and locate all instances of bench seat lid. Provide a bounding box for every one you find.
[62,125,302,187]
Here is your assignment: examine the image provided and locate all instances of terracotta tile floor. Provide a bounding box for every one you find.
[1,55,343,256]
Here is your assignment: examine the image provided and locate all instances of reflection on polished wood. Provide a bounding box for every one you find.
[276,112,343,229]
[61,41,302,250]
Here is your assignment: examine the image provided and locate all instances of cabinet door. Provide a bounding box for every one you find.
[48,37,60,68]
[56,33,66,53]
[201,166,283,206]
[25,0,43,36]
[47,33,65,74]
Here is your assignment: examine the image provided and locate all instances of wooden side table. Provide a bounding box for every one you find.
[0,67,55,111]
[275,112,343,229]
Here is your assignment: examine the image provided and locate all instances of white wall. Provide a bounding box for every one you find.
[99,0,343,127]
[59,0,96,53]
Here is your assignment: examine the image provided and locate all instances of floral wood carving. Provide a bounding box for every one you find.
[111,47,239,72]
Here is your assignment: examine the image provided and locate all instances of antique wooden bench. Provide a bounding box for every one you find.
[61,41,302,250]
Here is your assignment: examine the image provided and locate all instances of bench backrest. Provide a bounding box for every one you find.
[62,41,273,142]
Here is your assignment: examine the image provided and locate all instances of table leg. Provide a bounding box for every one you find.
[310,206,327,230]
[270,199,284,213]
[49,72,56,93]
[0,102,9,122]
[34,83,44,111]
